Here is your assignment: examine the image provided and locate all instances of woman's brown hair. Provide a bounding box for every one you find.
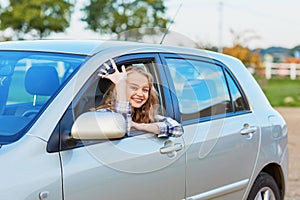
[96,66,159,123]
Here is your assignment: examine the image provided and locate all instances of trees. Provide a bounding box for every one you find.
[0,0,74,39]
[222,29,263,69]
[223,44,262,69]
[0,0,169,41]
[81,0,170,40]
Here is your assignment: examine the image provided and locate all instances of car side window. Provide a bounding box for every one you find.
[165,57,232,121]
[225,70,249,112]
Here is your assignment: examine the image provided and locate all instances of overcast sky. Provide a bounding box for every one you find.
[49,0,300,49]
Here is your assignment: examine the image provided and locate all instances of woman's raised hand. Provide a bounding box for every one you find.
[98,59,127,85]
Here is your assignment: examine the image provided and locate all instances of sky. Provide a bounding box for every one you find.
[49,0,300,49]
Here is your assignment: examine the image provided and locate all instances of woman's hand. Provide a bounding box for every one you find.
[99,59,127,85]
[98,58,127,101]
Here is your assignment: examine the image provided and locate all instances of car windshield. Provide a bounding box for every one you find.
[0,51,87,145]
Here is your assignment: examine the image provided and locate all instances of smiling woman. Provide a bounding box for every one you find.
[95,59,183,138]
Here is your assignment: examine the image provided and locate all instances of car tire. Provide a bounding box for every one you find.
[247,172,281,200]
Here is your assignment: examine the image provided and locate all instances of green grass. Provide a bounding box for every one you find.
[255,76,300,107]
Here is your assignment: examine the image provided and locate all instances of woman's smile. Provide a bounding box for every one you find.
[132,97,144,103]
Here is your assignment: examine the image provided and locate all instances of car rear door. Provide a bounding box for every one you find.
[53,53,186,200]
[161,53,260,199]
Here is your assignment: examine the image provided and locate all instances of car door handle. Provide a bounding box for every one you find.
[240,126,257,135]
[160,142,183,154]
[240,124,257,139]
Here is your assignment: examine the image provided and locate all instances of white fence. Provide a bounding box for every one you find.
[264,62,300,79]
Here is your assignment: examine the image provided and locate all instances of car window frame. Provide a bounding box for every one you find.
[47,53,176,153]
[159,53,251,126]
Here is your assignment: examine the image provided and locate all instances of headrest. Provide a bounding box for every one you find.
[25,66,60,96]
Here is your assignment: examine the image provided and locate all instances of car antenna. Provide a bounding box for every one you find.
[159,1,183,44]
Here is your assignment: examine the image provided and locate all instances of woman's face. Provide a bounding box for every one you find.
[126,72,150,109]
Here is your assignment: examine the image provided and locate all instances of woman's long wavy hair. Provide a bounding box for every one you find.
[96,66,159,123]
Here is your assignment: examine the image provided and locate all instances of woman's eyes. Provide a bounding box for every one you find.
[142,88,150,92]
[130,86,138,90]
[129,85,149,93]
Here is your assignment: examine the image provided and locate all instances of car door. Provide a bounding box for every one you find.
[51,54,186,200]
[161,53,260,199]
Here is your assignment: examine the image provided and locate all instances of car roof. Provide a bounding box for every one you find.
[0,39,238,64]
[0,40,105,56]
[0,39,200,54]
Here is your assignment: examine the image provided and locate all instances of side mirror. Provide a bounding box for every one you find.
[71,111,126,140]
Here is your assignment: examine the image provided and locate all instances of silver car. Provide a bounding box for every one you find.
[0,40,288,200]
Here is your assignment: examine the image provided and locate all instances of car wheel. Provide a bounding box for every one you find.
[247,172,280,200]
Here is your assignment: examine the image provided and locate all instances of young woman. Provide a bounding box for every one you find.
[96,59,183,138]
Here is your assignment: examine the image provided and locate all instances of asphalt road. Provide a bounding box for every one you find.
[275,107,300,200]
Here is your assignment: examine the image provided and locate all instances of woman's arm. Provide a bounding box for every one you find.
[99,59,131,134]
[131,117,184,138]
[131,121,160,134]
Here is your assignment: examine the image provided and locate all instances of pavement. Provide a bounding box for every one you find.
[275,107,300,200]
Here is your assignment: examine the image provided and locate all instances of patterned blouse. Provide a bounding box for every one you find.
[97,100,183,138]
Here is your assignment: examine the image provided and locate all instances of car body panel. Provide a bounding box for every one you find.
[61,134,186,199]
[0,135,62,199]
[183,113,260,199]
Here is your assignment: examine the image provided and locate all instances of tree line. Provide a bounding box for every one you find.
[0,0,169,40]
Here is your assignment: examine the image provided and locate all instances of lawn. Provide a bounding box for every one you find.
[255,76,300,107]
